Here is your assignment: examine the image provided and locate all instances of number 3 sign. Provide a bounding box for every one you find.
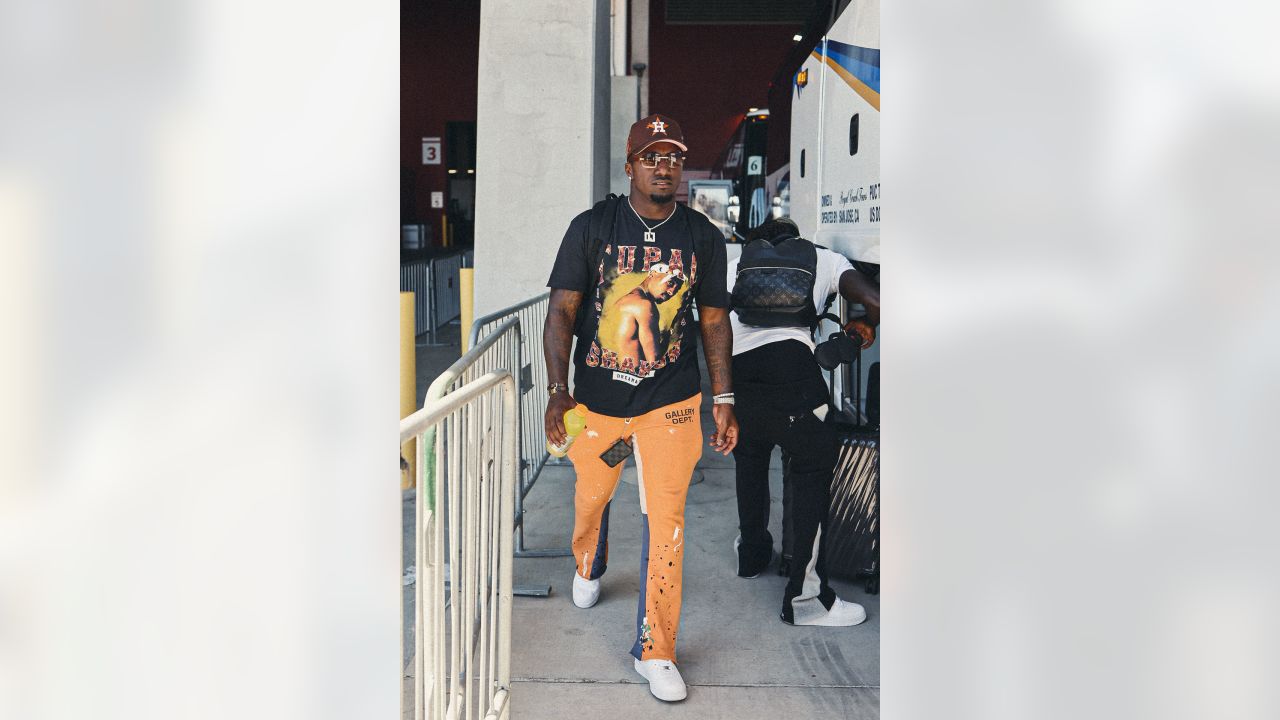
[422,137,441,165]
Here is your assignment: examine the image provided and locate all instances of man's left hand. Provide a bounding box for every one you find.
[844,319,876,349]
[709,403,739,455]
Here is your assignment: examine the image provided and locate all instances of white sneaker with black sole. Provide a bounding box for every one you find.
[634,657,687,701]
[790,596,867,627]
[572,573,600,609]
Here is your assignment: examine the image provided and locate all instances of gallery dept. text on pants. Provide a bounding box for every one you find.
[567,394,703,662]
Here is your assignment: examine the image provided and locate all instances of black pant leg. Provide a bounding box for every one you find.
[732,339,832,583]
[731,406,776,572]
[774,411,840,621]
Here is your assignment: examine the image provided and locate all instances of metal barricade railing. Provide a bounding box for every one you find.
[428,317,521,399]
[428,301,567,561]
[404,371,517,720]
[401,249,474,343]
[467,293,568,559]
[431,251,467,332]
[401,260,433,336]
[468,292,548,349]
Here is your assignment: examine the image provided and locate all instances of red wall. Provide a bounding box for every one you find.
[402,1,481,241]
[401,0,802,238]
[647,0,803,170]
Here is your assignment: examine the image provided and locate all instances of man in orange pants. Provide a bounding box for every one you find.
[543,114,738,702]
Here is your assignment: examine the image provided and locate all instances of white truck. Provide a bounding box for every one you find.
[788,0,880,419]
[789,0,879,263]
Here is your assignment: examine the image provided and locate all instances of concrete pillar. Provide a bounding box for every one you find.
[592,0,610,202]
[630,0,649,117]
[610,0,629,76]
[609,0,635,197]
[610,75,638,197]
[473,0,612,317]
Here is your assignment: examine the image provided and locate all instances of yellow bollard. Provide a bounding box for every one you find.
[460,267,474,354]
[400,292,417,490]
[440,215,449,248]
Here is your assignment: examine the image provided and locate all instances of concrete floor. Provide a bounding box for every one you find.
[403,326,880,719]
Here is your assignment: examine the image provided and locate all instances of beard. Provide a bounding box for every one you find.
[648,192,675,204]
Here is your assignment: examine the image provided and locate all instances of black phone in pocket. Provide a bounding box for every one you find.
[599,437,633,468]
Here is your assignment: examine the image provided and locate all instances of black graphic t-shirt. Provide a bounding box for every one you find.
[547,197,728,418]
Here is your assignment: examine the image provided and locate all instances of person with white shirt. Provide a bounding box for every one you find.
[725,218,880,626]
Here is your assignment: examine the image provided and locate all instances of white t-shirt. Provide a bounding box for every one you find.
[726,246,854,356]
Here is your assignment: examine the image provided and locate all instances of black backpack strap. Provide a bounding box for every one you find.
[814,297,839,329]
[586,193,619,289]
[575,193,620,333]
[686,205,717,292]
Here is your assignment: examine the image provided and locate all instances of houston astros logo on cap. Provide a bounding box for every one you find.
[627,114,688,157]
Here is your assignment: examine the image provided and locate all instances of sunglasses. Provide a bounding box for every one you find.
[634,151,686,169]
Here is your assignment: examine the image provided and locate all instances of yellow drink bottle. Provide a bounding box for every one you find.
[547,404,588,457]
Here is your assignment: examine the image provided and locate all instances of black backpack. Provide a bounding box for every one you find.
[575,194,715,334]
[730,235,820,328]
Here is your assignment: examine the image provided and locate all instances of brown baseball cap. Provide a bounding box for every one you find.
[626,113,689,157]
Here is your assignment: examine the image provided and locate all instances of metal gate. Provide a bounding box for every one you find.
[403,371,517,720]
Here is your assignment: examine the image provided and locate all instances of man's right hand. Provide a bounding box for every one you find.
[545,390,578,446]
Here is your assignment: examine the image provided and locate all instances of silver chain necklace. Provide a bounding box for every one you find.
[627,198,676,243]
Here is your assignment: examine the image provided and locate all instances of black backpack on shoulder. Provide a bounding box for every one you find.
[730,235,819,328]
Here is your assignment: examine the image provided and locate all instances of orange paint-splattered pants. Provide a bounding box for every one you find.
[568,394,703,662]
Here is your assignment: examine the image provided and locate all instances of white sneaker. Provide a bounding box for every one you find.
[634,657,687,701]
[572,573,600,609]
[734,535,771,579]
[792,596,867,627]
